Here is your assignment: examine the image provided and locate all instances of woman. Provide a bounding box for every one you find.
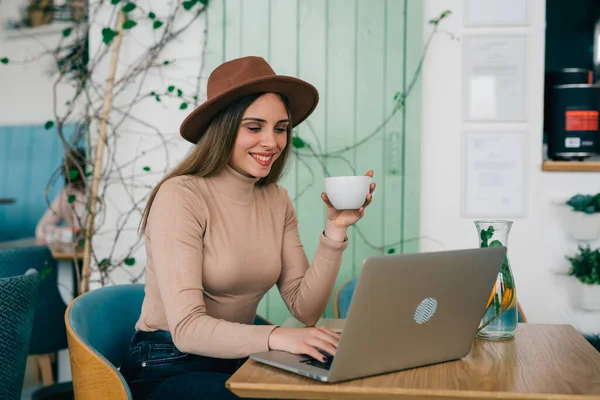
[120,56,376,399]
[35,147,87,245]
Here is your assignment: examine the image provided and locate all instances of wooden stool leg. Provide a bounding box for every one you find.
[32,356,41,384]
[37,354,55,386]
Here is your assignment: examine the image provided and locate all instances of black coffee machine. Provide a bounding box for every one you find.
[544,69,600,160]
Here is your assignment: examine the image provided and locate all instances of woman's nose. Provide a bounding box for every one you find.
[260,131,277,148]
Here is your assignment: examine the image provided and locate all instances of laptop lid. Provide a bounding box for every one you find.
[327,246,506,383]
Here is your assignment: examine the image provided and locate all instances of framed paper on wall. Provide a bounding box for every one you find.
[461,131,527,218]
[464,0,529,27]
[462,34,528,122]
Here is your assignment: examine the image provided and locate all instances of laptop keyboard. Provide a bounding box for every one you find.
[300,353,334,370]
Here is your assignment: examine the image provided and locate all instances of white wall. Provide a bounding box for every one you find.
[86,2,203,286]
[0,3,77,124]
[420,0,600,333]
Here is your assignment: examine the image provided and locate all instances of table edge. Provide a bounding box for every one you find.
[226,380,600,400]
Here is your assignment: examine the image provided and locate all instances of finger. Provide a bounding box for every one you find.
[315,327,341,345]
[362,193,373,208]
[369,182,376,194]
[301,344,329,362]
[321,192,334,208]
[364,169,374,178]
[307,338,338,357]
[317,326,341,340]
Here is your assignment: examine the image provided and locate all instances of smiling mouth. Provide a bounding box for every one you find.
[250,153,274,162]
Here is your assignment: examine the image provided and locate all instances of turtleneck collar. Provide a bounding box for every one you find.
[208,165,261,205]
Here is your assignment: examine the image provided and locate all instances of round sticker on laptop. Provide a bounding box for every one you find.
[414,297,437,324]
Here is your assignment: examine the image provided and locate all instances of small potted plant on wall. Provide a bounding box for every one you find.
[567,245,600,311]
[552,193,600,242]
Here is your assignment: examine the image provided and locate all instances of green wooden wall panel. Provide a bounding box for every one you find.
[265,0,301,324]
[383,0,406,255]
[204,0,422,324]
[403,0,423,255]
[323,0,357,317]
[353,0,386,281]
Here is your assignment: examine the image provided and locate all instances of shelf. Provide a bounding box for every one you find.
[542,161,600,172]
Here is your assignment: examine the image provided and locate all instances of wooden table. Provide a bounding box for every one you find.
[48,241,84,261]
[226,320,600,399]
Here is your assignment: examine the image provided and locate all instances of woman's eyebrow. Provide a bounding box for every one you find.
[241,118,290,124]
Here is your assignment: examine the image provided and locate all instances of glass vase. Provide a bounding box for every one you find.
[474,220,518,340]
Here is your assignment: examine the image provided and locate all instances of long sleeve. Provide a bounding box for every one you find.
[35,190,66,242]
[277,191,349,326]
[146,180,278,358]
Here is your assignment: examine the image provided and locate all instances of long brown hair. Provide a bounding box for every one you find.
[139,92,292,233]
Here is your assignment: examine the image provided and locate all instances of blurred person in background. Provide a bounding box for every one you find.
[35,147,87,245]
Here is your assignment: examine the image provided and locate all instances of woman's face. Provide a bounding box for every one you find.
[229,93,289,178]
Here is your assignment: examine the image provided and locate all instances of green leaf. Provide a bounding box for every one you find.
[111,0,121,4]
[183,0,197,10]
[292,136,305,149]
[41,266,52,280]
[99,258,110,271]
[143,166,151,172]
[68,169,80,180]
[439,10,452,20]
[153,20,164,29]
[167,85,175,92]
[124,257,136,266]
[78,238,85,247]
[199,0,209,4]
[148,11,156,19]
[84,170,92,177]
[387,248,396,254]
[489,240,503,248]
[177,89,183,97]
[0,57,8,65]
[122,19,138,30]
[193,95,198,101]
[155,95,161,102]
[62,27,72,37]
[150,91,156,95]
[44,121,54,130]
[122,2,137,13]
[163,60,170,65]
[180,102,188,110]
[101,28,118,44]
[67,194,77,203]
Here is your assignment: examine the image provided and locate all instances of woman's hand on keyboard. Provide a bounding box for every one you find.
[267,326,340,363]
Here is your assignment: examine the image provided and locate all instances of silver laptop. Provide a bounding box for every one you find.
[250,246,506,383]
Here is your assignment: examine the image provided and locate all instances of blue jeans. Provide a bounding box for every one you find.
[120,330,250,399]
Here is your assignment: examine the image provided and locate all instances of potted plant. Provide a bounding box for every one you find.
[567,245,600,311]
[551,193,600,242]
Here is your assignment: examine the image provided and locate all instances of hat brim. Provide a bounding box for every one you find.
[180,75,319,144]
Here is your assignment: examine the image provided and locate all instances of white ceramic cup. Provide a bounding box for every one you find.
[324,175,371,210]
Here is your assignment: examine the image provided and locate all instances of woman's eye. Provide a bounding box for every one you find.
[275,128,287,133]
[247,126,261,132]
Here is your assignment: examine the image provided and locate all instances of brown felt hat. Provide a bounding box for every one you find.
[180,56,319,144]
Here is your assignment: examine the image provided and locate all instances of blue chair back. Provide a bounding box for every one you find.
[0,245,68,354]
[69,284,144,368]
[334,276,526,322]
[0,269,40,400]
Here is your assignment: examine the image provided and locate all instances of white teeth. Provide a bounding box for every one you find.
[251,154,273,162]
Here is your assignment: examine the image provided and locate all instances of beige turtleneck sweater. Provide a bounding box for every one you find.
[135,165,349,359]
